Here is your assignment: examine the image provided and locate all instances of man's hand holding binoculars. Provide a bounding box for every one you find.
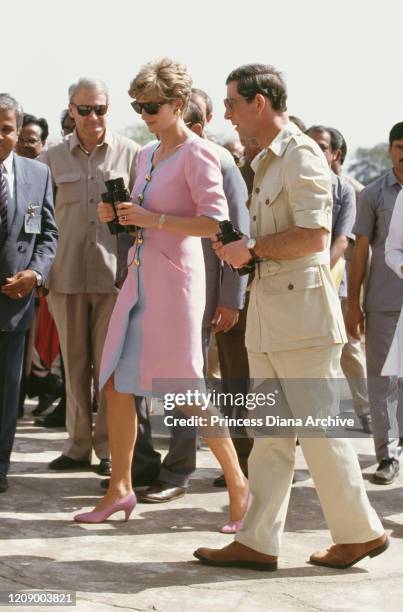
[212,234,253,269]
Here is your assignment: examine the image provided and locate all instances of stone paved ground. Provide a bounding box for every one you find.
[0,402,402,612]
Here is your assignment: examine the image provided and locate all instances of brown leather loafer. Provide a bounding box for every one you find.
[194,541,278,571]
[310,534,389,569]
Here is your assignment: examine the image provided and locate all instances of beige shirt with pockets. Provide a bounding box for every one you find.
[246,122,346,353]
[41,129,139,294]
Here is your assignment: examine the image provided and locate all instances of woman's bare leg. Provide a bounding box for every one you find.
[92,376,137,511]
[204,435,249,522]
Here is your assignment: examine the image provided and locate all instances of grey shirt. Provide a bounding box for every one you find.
[331,171,356,297]
[201,143,249,311]
[353,169,403,312]
[41,130,139,294]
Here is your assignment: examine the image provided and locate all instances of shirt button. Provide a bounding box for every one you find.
[90,241,95,246]
[88,176,94,180]
[265,198,270,205]
[90,221,95,225]
[288,283,294,290]
[255,187,260,194]
[138,194,144,202]
[134,259,140,266]
[252,215,256,221]
[89,198,95,203]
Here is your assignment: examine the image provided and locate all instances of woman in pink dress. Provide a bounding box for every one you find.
[74,58,249,532]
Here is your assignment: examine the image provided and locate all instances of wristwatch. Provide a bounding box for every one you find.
[246,237,258,258]
[33,271,43,287]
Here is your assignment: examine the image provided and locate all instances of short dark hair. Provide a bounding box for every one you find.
[225,64,287,111]
[191,88,213,117]
[22,113,49,143]
[184,97,205,127]
[389,122,403,145]
[328,127,347,164]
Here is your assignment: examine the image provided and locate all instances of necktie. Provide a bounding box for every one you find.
[0,163,8,234]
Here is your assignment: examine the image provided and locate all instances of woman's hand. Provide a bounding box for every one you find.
[97,202,115,223]
[117,202,159,229]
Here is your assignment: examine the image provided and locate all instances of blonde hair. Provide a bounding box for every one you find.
[128,57,192,112]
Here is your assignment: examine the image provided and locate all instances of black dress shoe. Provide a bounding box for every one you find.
[213,473,227,488]
[32,392,59,416]
[136,480,186,503]
[35,412,65,428]
[0,476,9,493]
[48,455,90,471]
[372,458,400,484]
[98,459,112,476]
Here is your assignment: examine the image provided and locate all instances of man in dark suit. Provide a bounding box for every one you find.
[0,94,58,493]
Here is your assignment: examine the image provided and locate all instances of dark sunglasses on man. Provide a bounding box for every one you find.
[70,103,108,117]
[130,100,169,115]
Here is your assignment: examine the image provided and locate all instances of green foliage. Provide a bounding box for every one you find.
[123,123,155,146]
[348,143,390,186]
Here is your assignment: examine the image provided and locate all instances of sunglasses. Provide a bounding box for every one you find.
[131,100,169,115]
[71,103,108,117]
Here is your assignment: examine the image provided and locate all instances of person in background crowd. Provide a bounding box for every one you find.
[329,127,364,199]
[347,122,403,484]
[190,90,253,488]
[41,78,140,476]
[306,125,372,433]
[223,139,244,166]
[14,114,65,427]
[194,62,386,571]
[16,114,48,159]
[60,109,75,138]
[0,94,57,493]
[383,189,403,378]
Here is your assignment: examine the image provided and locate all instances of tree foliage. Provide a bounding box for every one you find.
[123,123,155,146]
[348,143,390,186]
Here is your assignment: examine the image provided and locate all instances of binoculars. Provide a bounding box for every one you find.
[101,178,136,235]
[217,220,256,276]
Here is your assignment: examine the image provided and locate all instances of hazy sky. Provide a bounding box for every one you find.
[3,0,402,160]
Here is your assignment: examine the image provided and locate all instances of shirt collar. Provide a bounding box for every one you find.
[1,151,14,174]
[268,121,301,157]
[250,121,302,173]
[386,168,403,188]
[69,128,113,153]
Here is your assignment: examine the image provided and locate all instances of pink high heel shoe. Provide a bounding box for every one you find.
[74,492,137,524]
[220,492,252,534]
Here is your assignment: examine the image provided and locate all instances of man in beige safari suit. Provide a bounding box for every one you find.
[194,63,387,571]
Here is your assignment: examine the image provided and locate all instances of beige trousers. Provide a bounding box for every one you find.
[236,344,383,556]
[340,298,370,416]
[47,291,117,461]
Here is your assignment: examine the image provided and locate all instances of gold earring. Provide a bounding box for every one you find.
[176,109,181,117]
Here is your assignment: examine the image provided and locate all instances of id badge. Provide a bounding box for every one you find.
[25,205,41,234]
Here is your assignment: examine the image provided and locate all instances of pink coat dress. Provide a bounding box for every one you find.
[99,136,228,396]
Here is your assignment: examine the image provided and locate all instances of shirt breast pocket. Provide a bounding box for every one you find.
[265,181,283,207]
[55,173,81,206]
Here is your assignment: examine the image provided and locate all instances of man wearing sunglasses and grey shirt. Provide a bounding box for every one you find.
[40,78,139,475]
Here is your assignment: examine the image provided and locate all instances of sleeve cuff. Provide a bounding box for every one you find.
[294,209,332,231]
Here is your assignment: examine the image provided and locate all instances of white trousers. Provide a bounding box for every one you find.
[236,345,384,556]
